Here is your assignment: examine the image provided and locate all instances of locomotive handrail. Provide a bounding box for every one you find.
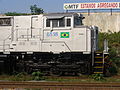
[2,28,26,52]
[3,29,16,52]
[16,28,42,41]
[3,41,10,52]
[64,42,71,52]
[17,35,41,39]
[3,28,42,42]
[3,28,42,52]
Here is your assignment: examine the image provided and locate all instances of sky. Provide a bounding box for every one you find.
[0,0,120,13]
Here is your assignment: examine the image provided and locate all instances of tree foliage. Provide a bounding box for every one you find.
[98,32,120,58]
[5,12,29,16]
[5,5,44,16]
[98,32,120,74]
[30,4,44,15]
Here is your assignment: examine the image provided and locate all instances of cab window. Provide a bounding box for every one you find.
[66,18,71,27]
[0,18,11,26]
[74,16,83,26]
[59,18,65,27]
[46,17,71,28]
[52,20,58,27]
[46,19,50,27]
[46,18,65,28]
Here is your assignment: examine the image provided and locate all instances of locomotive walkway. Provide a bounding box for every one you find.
[0,82,120,90]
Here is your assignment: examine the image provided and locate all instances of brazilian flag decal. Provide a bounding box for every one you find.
[60,32,69,38]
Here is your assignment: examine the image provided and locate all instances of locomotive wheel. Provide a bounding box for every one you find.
[26,66,33,74]
[50,67,61,76]
[86,62,91,74]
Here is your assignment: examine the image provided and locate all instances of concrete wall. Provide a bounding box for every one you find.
[82,12,120,32]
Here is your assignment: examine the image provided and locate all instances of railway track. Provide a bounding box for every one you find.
[0,81,120,89]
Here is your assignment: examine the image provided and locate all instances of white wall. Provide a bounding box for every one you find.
[82,12,120,32]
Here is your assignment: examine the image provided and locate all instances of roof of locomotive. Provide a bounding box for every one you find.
[0,12,80,18]
[43,13,81,19]
[43,12,78,16]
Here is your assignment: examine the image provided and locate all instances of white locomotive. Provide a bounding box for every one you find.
[0,13,107,75]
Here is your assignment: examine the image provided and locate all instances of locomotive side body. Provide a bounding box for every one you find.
[0,13,99,75]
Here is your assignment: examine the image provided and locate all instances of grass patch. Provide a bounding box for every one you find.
[0,73,120,83]
[32,71,45,81]
[0,72,33,81]
[89,74,105,81]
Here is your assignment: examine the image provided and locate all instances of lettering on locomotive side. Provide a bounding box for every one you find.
[47,32,58,37]
[46,32,70,38]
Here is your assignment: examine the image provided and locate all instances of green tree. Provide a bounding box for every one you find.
[98,32,120,57]
[30,4,44,15]
[5,12,29,16]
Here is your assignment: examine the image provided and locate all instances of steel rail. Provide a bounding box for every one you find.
[0,82,120,88]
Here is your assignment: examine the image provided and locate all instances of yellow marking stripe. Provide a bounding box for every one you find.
[95,52,103,53]
[94,66,103,68]
[104,56,108,59]
[94,72,103,74]
[95,61,103,63]
[95,56,103,58]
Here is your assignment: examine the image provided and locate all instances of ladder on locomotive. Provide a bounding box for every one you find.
[93,52,104,74]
